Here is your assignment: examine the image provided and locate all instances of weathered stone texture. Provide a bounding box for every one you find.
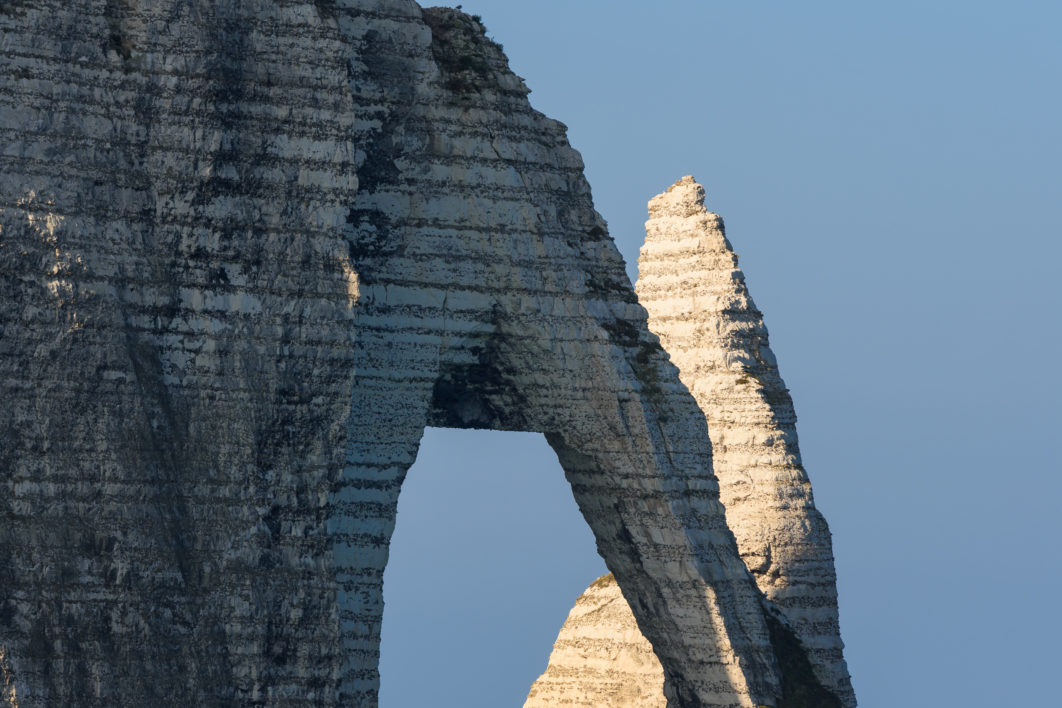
[2,1,362,705]
[527,178,855,708]
[0,5,824,708]
[332,11,779,707]
[524,573,667,708]
[637,177,854,706]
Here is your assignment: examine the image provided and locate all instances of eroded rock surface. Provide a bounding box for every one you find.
[527,178,855,707]
[525,574,667,708]
[0,5,809,708]
[638,178,854,706]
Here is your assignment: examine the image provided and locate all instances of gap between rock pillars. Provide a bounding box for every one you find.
[378,427,605,707]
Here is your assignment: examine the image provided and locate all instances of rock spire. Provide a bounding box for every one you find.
[638,177,854,705]
[527,177,855,707]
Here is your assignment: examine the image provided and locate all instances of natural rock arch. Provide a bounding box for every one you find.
[0,3,846,707]
[378,427,604,705]
[329,8,789,705]
[340,185,773,705]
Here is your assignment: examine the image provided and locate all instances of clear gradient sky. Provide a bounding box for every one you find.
[379,3,1062,706]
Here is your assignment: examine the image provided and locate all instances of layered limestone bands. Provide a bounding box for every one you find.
[1,4,801,707]
[525,574,666,708]
[2,1,363,705]
[638,177,855,705]
[334,11,780,707]
[527,178,856,708]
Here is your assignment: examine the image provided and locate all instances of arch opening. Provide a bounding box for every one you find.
[378,427,605,707]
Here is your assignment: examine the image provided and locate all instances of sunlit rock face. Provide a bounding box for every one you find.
[0,4,806,708]
[637,177,855,706]
[527,177,855,708]
[524,574,667,708]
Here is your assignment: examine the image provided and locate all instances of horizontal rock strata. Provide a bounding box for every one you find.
[527,177,855,707]
[0,5,813,708]
[637,177,854,706]
[524,574,666,708]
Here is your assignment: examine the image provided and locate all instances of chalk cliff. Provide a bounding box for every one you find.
[0,4,837,707]
[527,178,854,707]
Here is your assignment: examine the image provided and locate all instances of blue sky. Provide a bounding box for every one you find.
[380,3,1062,706]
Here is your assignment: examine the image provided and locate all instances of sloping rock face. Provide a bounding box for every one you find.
[0,5,812,707]
[637,178,854,706]
[526,178,854,708]
[525,574,667,708]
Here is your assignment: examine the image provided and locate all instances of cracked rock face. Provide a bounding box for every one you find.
[0,5,827,708]
[527,177,855,707]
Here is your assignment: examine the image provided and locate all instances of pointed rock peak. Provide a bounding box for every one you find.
[643,176,728,252]
[524,574,669,708]
[648,175,708,218]
[637,177,857,706]
[532,176,857,707]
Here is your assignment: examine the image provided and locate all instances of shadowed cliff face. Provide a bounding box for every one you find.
[0,3,844,707]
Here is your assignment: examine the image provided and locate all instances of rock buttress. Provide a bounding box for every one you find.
[1,1,362,705]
